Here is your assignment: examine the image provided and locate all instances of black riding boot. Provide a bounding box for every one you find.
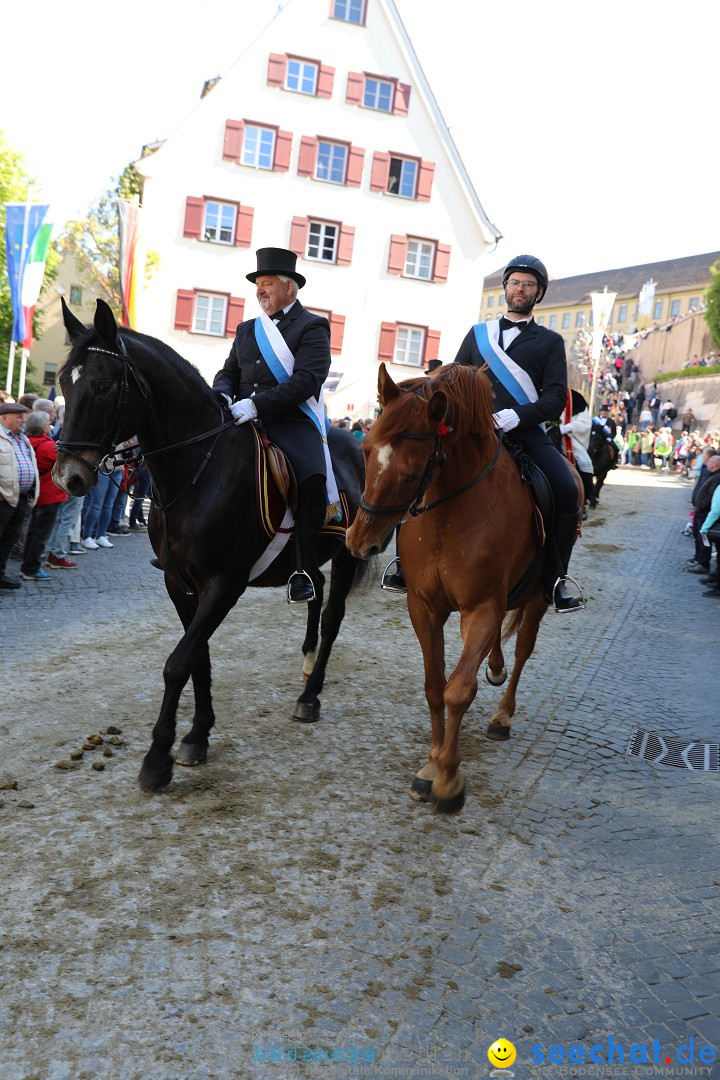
[545,510,583,612]
[381,524,406,592]
[288,475,325,604]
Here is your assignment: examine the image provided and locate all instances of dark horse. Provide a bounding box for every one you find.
[347,364,583,813]
[587,423,616,504]
[54,299,368,793]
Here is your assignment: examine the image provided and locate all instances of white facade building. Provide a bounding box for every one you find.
[135,0,500,417]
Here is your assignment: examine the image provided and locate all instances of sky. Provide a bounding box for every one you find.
[1,0,717,281]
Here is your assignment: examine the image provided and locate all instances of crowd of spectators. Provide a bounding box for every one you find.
[0,389,150,591]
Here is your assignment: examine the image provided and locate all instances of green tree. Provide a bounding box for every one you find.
[705,260,720,348]
[59,162,157,318]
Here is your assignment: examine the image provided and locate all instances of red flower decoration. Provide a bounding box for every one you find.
[436,419,452,437]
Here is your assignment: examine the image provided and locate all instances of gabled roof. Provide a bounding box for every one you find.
[483,251,720,306]
[381,0,501,246]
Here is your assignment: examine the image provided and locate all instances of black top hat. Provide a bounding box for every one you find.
[246,247,306,288]
[570,389,588,415]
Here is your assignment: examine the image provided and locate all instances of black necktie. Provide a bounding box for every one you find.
[500,317,528,332]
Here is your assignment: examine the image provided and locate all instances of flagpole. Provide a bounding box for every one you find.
[18,349,30,398]
[5,187,34,397]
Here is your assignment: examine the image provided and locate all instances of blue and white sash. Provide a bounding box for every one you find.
[473,320,538,405]
[254,312,339,506]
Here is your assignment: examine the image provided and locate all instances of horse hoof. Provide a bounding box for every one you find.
[292,701,320,723]
[487,722,511,741]
[174,743,208,768]
[434,788,466,814]
[486,665,508,686]
[138,755,173,793]
[410,777,434,802]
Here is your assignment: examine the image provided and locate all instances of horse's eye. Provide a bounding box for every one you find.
[96,381,113,395]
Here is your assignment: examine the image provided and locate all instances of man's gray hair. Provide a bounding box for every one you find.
[33,398,55,415]
[277,275,299,301]
[25,411,51,435]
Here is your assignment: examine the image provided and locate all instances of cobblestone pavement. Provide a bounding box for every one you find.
[1,468,719,1080]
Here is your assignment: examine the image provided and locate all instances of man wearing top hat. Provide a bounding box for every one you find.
[213,247,333,604]
[0,402,40,589]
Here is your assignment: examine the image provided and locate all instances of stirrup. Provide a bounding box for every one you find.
[287,570,316,605]
[551,574,585,614]
[381,557,406,593]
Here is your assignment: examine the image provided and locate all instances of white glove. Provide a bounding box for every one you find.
[559,422,571,434]
[230,398,257,425]
[492,409,520,432]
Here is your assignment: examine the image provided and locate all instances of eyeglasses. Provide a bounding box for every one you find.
[506,280,538,292]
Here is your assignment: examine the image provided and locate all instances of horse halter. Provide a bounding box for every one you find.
[56,339,149,474]
[359,424,504,521]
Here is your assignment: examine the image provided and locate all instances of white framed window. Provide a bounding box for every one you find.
[404,240,435,281]
[193,293,227,336]
[364,77,393,112]
[333,0,364,23]
[316,140,347,184]
[536,316,545,326]
[242,125,276,169]
[653,300,663,319]
[671,299,681,317]
[487,295,494,308]
[575,312,584,327]
[69,284,82,305]
[387,156,418,198]
[618,303,627,322]
[204,201,236,244]
[562,313,570,329]
[689,296,699,309]
[307,221,338,262]
[549,315,557,330]
[286,59,318,95]
[395,325,425,366]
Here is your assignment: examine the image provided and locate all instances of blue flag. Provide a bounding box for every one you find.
[5,203,48,342]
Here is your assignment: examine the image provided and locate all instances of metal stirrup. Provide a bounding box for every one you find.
[287,570,316,605]
[552,574,586,613]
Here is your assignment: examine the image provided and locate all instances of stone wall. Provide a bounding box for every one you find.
[631,310,714,379]
[651,374,720,434]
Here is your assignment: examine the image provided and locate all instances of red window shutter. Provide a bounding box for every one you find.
[267,53,287,87]
[336,224,355,266]
[297,136,319,177]
[378,322,397,361]
[393,82,411,116]
[346,71,364,105]
[387,235,407,275]
[433,243,451,283]
[346,145,364,187]
[425,329,441,363]
[183,196,204,239]
[235,205,254,247]
[289,216,309,256]
[226,296,245,337]
[274,129,293,172]
[317,64,335,98]
[174,290,195,331]
[416,160,435,202]
[223,119,244,162]
[329,313,345,355]
[370,152,391,193]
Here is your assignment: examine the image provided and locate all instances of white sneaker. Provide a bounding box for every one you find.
[95,536,114,549]
[82,537,99,550]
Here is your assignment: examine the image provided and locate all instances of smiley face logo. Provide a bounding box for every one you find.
[488,1039,517,1068]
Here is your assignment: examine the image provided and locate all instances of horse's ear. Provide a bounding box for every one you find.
[428,388,448,424]
[378,362,399,406]
[94,299,121,349]
[61,296,87,342]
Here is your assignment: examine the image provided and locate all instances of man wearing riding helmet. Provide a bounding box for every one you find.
[453,255,583,611]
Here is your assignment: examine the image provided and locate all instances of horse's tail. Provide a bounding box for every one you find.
[350,553,378,589]
[501,605,526,644]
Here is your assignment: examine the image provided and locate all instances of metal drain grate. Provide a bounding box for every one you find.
[627,728,720,772]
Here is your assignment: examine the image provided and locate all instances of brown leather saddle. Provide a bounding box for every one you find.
[250,424,349,541]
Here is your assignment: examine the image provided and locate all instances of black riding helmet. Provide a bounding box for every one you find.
[502,255,549,303]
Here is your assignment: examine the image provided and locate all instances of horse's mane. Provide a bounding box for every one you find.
[59,327,216,403]
[384,363,496,440]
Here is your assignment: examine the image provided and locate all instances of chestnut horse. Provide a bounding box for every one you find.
[347,363,582,813]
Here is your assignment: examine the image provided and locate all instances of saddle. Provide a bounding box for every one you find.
[250,424,349,543]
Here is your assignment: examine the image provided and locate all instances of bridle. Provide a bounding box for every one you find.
[359,421,504,520]
[56,340,235,495]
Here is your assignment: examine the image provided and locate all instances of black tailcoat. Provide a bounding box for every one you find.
[213,301,331,482]
[454,319,568,448]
